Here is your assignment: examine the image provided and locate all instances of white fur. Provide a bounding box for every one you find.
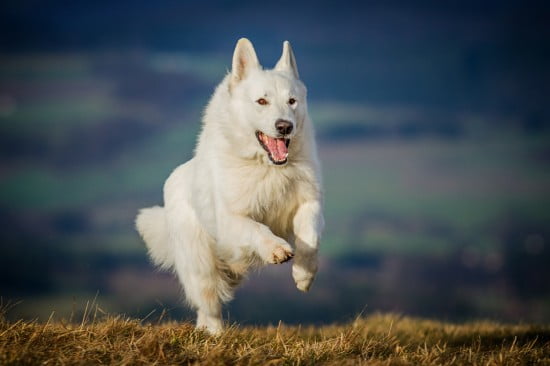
[136,38,324,334]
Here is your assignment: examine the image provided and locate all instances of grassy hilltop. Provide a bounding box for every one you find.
[1,308,549,365]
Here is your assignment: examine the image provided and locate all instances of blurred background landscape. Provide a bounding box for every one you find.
[1,1,549,325]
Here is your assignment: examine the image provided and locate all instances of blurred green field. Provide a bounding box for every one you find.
[1,52,549,323]
[1,52,548,254]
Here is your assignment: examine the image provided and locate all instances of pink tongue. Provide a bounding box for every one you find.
[265,136,288,161]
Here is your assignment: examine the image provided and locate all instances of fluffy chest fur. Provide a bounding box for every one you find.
[221,161,305,238]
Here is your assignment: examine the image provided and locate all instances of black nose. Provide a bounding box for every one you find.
[275,119,293,135]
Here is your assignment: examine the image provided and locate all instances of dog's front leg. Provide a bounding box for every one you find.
[219,214,294,264]
[292,200,323,292]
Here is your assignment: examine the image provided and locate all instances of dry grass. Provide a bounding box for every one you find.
[1,305,549,365]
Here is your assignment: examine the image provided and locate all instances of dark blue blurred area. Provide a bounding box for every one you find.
[2,1,549,107]
[0,1,549,324]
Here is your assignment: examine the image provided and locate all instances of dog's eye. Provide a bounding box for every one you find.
[256,98,269,106]
[288,98,296,105]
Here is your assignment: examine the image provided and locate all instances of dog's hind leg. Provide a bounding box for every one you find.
[166,203,231,334]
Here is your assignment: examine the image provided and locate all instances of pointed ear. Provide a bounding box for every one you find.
[231,38,260,88]
[275,40,299,79]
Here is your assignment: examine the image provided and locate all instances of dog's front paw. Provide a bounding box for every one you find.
[270,242,294,264]
[292,264,316,292]
[260,239,294,264]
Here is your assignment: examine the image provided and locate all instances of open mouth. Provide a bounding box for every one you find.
[256,131,290,165]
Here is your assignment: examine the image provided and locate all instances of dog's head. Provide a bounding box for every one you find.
[227,38,308,166]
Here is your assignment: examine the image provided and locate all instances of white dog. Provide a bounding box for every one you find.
[136,38,323,334]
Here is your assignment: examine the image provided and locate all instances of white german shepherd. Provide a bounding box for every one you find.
[136,38,323,334]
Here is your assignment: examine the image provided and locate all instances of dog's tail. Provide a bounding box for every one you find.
[135,206,173,270]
